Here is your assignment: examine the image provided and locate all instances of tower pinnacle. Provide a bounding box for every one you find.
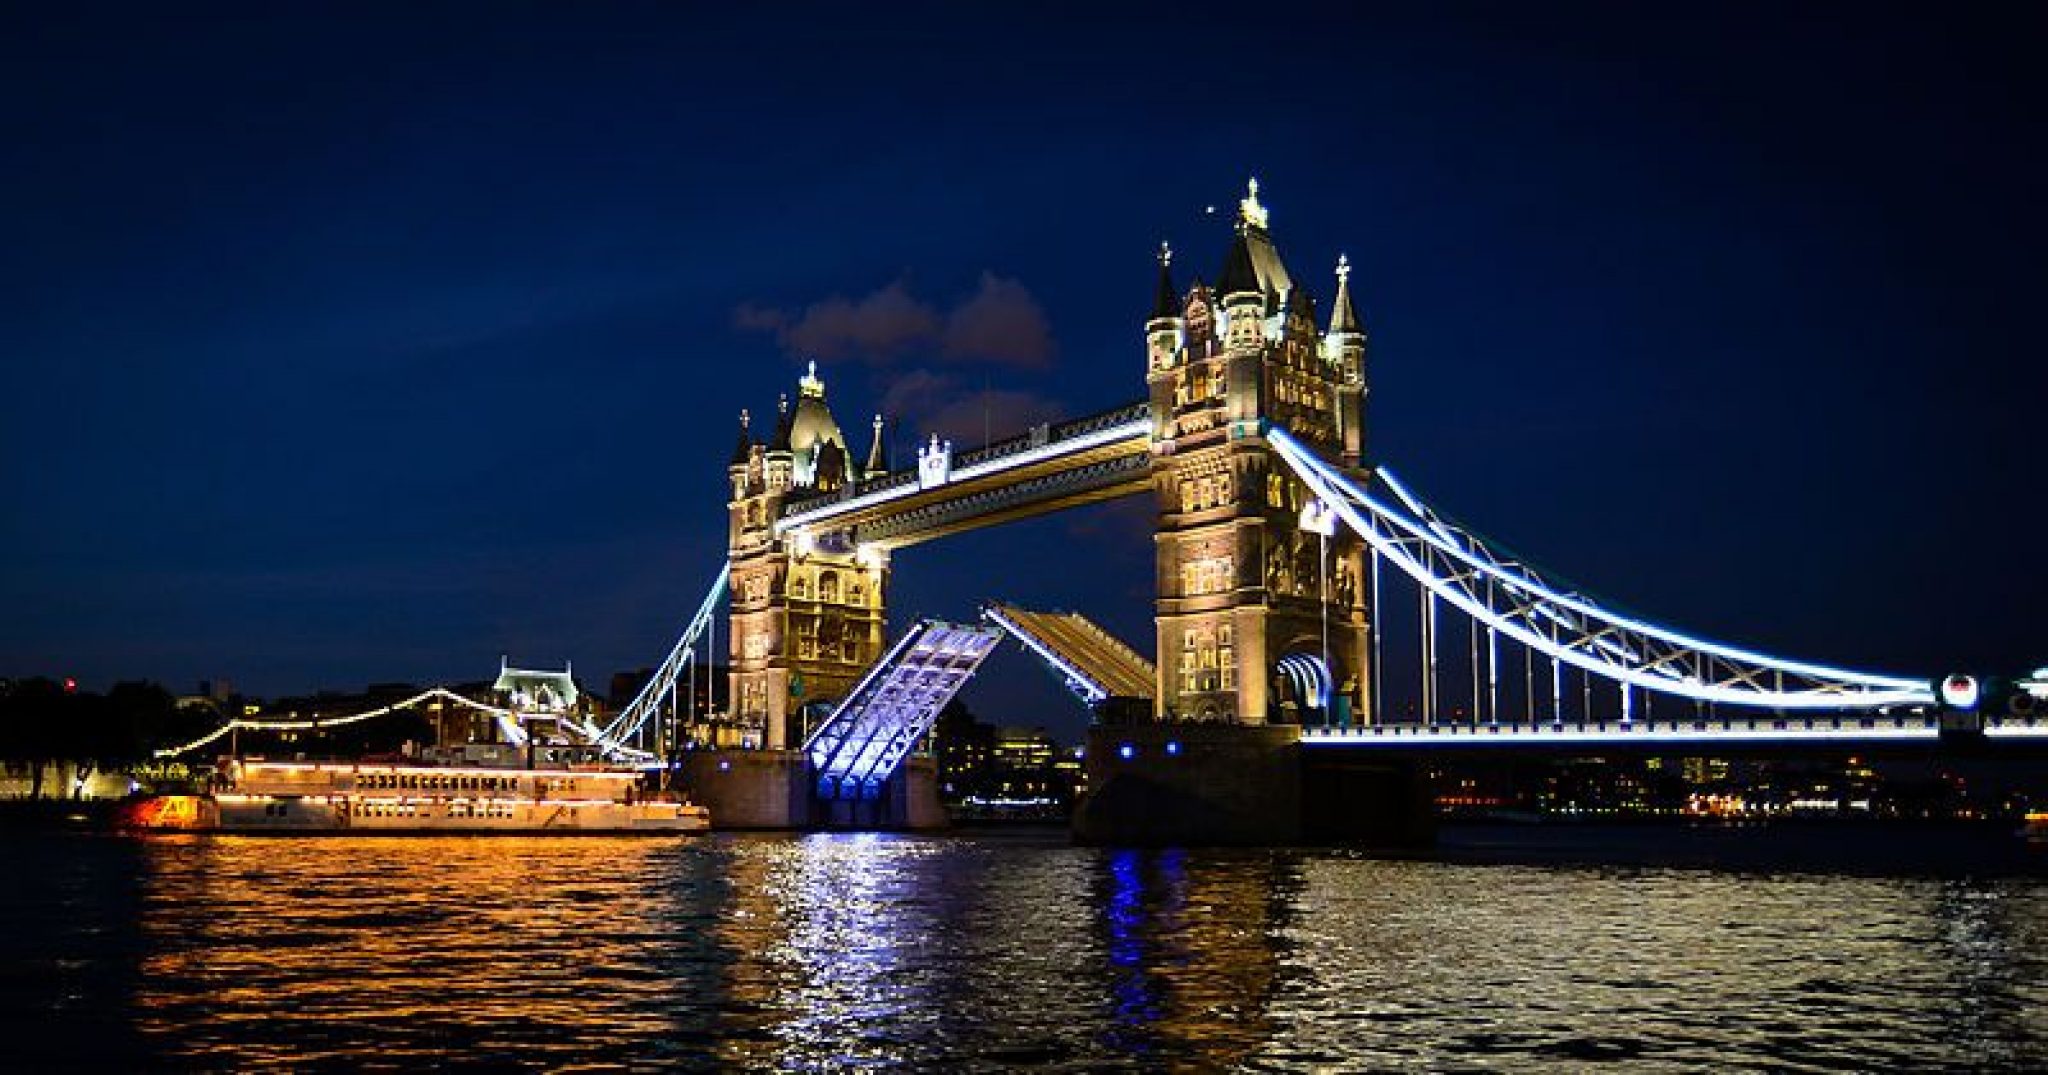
[731,408,753,465]
[866,413,889,476]
[1151,241,1180,321]
[1239,176,1269,230]
[1329,253,1361,336]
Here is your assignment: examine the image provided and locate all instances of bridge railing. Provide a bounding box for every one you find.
[1303,713,2048,745]
[1304,713,1941,742]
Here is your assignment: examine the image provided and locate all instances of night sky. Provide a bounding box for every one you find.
[6,4,2044,739]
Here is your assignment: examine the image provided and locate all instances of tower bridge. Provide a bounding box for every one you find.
[179,181,2024,838]
[156,181,2042,840]
[648,178,2041,839]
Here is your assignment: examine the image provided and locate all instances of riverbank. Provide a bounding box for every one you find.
[0,798,122,831]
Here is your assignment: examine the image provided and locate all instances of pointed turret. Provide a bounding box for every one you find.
[1217,228,1262,301]
[1321,253,1369,466]
[769,394,794,453]
[1146,243,1187,375]
[1328,253,1362,336]
[1151,242,1180,321]
[1217,177,1294,311]
[865,414,889,477]
[730,409,753,467]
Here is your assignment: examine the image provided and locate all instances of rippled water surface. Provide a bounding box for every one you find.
[8,827,2048,1071]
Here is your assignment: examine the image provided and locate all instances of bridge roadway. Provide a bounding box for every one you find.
[777,402,1150,549]
[983,602,1155,705]
[1300,714,2048,753]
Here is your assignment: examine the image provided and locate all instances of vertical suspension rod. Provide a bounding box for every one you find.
[1468,614,1480,727]
[1421,587,1437,725]
[1369,548,1383,725]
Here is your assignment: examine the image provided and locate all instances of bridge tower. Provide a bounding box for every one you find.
[725,363,891,750]
[1147,180,1372,726]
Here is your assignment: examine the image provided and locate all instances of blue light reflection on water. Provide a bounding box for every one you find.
[8,827,2048,1071]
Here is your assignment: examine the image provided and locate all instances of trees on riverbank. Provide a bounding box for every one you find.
[0,678,215,798]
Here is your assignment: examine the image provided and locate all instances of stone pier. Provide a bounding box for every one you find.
[675,751,945,831]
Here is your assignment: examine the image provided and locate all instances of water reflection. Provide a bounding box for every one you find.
[1093,847,1294,1067]
[41,829,2046,1070]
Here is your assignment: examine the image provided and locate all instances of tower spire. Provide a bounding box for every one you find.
[1150,241,1179,321]
[770,393,793,452]
[1238,176,1269,231]
[1329,253,1361,335]
[865,413,889,476]
[730,408,753,466]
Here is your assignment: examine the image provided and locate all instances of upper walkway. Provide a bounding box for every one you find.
[778,402,1150,548]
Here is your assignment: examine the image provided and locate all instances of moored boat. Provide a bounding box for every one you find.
[122,754,708,835]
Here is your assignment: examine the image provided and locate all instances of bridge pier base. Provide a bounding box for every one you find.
[676,750,814,829]
[676,752,946,831]
[813,757,947,831]
[1073,724,1437,847]
[1074,724,1305,846]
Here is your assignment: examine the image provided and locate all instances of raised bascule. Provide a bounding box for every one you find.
[165,181,2043,840]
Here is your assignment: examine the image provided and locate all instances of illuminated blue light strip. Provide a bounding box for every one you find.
[1363,450,1922,691]
[807,621,1000,798]
[803,622,932,762]
[1277,653,1331,711]
[1265,430,1934,708]
[1301,722,1940,747]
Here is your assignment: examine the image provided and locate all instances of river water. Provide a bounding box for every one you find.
[8,825,2048,1071]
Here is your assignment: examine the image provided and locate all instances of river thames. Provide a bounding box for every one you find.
[8,826,2048,1071]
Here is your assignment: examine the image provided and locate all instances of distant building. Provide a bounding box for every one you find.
[935,701,995,802]
[991,726,1058,799]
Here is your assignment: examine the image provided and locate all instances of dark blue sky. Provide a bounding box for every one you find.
[5,3,2043,736]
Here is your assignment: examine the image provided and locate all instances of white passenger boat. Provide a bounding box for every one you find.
[124,754,708,835]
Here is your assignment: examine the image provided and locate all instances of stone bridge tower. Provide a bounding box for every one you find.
[725,363,891,750]
[1147,181,1372,725]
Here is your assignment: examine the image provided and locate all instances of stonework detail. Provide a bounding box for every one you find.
[1148,181,1373,726]
[723,366,892,750]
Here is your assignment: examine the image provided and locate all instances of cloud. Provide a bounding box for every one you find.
[880,369,1066,445]
[735,274,1055,369]
[731,303,790,335]
[942,273,1056,368]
